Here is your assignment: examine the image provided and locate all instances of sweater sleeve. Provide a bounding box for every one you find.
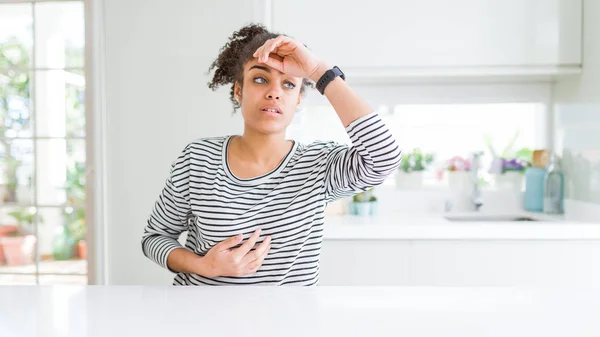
[141,145,193,271]
[322,112,402,202]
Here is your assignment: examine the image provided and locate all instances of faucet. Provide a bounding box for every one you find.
[470,151,484,211]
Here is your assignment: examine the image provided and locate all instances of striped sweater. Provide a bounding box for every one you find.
[141,112,402,285]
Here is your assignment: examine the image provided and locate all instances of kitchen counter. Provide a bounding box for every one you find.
[323,213,600,240]
[1,286,599,337]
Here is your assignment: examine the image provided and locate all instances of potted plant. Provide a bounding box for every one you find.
[490,156,530,191]
[444,155,472,190]
[66,208,86,259]
[485,132,532,191]
[396,148,434,189]
[0,207,38,265]
[62,162,86,259]
[368,194,378,216]
[349,189,377,216]
[0,220,18,265]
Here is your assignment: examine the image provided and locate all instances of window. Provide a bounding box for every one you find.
[288,84,549,189]
[386,102,546,186]
[0,1,86,285]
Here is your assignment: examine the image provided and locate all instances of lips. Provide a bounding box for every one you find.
[261,106,282,114]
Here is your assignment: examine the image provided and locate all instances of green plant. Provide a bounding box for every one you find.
[352,188,376,203]
[352,192,367,202]
[63,160,86,243]
[3,155,21,202]
[65,161,86,206]
[484,131,533,163]
[1,38,31,202]
[512,147,533,164]
[484,132,533,174]
[399,148,434,173]
[7,207,42,236]
[65,207,86,243]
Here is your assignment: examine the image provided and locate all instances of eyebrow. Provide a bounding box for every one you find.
[249,64,283,75]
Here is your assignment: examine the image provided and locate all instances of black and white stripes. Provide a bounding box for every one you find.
[142,112,402,285]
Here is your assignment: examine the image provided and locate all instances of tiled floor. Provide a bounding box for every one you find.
[0,260,87,285]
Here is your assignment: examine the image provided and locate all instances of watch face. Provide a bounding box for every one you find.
[334,66,345,79]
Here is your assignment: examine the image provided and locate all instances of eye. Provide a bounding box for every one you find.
[253,76,267,84]
[283,81,296,89]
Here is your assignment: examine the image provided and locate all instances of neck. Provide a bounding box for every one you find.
[237,127,291,164]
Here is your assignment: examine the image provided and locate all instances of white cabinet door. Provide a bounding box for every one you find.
[321,239,600,286]
[320,240,411,285]
[409,240,600,286]
[271,0,581,69]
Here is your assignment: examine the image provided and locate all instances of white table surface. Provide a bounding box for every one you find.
[1,286,599,337]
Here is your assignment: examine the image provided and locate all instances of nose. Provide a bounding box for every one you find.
[265,83,283,101]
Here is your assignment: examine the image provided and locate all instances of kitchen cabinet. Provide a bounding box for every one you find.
[320,239,600,286]
[269,0,582,79]
[409,240,600,286]
[320,241,411,285]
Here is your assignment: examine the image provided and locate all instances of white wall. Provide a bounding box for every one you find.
[102,0,255,284]
[553,0,600,207]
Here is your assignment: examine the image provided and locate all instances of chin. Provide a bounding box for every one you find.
[248,121,289,135]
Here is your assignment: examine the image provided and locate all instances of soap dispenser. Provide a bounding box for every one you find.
[524,150,549,212]
[543,153,565,214]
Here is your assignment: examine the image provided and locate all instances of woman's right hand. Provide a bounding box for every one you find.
[201,228,271,278]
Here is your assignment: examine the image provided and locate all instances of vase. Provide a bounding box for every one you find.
[0,235,36,265]
[369,201,378,216]
[76,240,87,260]
[52,226,75,261]
[396,171,423,189]
[495,171,523,192]
[347,202,357,215]
[355,202,371,216]
[446,171,477,212]
[447,171,472,191]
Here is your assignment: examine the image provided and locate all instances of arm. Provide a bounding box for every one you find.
[320,112,401,201]
[255,37,402,201]
[141,146,198,273]
[311,64,402,200]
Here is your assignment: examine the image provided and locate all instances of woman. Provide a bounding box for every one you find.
[141,24,402,285]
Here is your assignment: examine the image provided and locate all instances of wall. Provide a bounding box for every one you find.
[102,0,255,284]
[554,0,600,208]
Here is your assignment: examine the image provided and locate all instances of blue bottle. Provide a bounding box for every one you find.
[524,167,546,212]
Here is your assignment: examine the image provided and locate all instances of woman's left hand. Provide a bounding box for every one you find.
[253,35,327,82]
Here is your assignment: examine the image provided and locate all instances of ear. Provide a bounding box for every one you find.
[234,81,242,101]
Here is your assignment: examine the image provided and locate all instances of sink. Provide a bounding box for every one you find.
[444,213,539,222]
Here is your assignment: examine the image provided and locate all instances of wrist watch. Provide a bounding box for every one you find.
[316,66,345,95]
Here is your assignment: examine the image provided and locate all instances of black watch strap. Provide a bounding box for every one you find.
[316,66,345,95]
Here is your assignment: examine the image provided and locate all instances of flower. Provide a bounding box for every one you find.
[490,157,530,174]
[445,156,471,172]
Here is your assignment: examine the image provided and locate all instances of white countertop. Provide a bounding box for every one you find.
[1,286,599,337]
[323,213,600,240]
